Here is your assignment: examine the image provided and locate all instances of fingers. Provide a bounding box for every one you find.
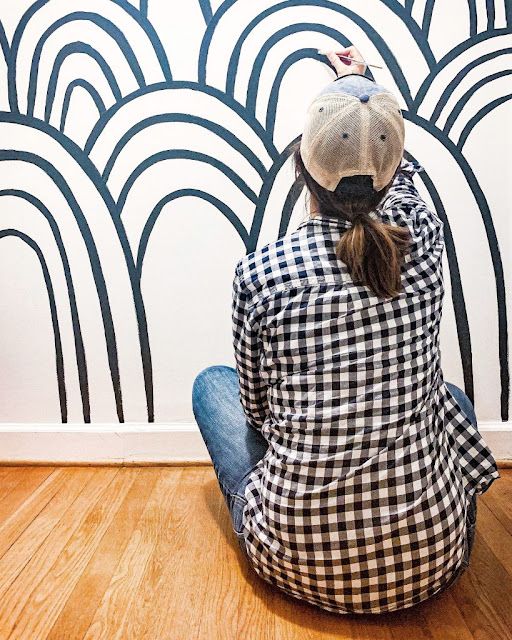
[339,46,355,60]
[325,51,348,75]
[323,47,367,77]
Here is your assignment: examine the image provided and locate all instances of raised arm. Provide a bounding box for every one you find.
[380,157,427,211]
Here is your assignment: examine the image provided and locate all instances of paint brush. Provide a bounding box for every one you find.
[317,49,383,69]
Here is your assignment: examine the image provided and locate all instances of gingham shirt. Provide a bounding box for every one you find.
[231,157,499,614]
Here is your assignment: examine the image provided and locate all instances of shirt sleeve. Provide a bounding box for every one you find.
[231,262,269,432]
[380,157,426,210]
[377,157,443,254]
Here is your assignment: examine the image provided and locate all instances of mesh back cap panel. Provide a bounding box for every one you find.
[300,83,405,192]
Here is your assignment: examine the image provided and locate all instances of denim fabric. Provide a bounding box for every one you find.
[192,368,478,567]
[192,365,267,553]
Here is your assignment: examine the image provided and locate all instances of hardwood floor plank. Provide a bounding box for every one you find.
[135,467,227,640]
[10,468,140,640]
[271,584,360,639]
[45,468,157,640]
[0,468,94,604]
[0,468,65,560]
[0,466,510,639]
[417,592,474,640]
[82,468,178,640]
[480,471,512,536]
[113,467,193,640]
[462,528,512,632]
[475,499,512,577]
[108,467,262,640]
[0,467,56,525]
[0,468,28,504]
[0,468,120,639]
[201,471,274,640]
[449,532,512,640]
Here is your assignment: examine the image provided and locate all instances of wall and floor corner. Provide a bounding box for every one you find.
[0,1,510,463]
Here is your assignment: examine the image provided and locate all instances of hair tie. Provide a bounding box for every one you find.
[351,214,369,226]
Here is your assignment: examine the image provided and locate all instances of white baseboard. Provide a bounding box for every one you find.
[0,421,509,465]
[0,423,210,464]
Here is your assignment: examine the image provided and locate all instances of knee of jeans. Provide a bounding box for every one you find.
[192,365,237,411]
[193,365,225,399]
[446,382,463,398]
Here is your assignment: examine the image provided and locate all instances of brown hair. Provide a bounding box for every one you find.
[292,141,410,299]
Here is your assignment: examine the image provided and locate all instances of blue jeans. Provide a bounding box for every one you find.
[192,366,477,572]
[192,366,268,554]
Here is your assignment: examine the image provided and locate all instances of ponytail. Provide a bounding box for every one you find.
[335,216,410,299]
[292,141,410,300]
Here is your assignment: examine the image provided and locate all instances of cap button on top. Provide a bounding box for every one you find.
[359,94,370,103]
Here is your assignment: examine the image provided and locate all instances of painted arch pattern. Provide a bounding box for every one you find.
[0,0,509,423]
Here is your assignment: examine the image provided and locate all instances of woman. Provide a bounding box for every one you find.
[192,46,499,614]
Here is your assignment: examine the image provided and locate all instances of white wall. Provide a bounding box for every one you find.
[0,1,510,437]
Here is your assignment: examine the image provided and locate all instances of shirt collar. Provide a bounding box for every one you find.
[297,210,384,231]
[297,212,352,231]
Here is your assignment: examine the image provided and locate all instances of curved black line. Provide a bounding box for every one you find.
[265,48,374,139]
[507,0,512,26]
[443,70,512,135]
[0,144,124,422]
[117,150,259,212]
[0,230,67,422]
[278,178,305,239]
[223,0,430,110]
[44,42,122,122]
[0,20,8,64]
[199,0,213,23]
[265,48,330,137]
[137,189,250,275]
[422,0,435,38]
[110,0,172,80]
[247,24,347,114]
[413,28,510,110]
[458,93,512,148]
[403,110,508,420]
[102,113,268,182]
[0,189,90,422]
[1,111,155,423]
[199,0,435,90]
[26,13,144,117]
[265,48,326,138]
[60,79,107,133]
[486,0,496,29]
[84,81,278,161]
[468,0,477,36]
[430,48,512,124]
[248,138,300,251]
[246,24,360,116]
[9,1,171,114]
[404,151,475,403]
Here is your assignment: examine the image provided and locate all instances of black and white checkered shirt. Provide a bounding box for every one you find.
[231,158,499,614]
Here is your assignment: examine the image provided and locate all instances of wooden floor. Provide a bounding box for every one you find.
[0,467,509,640]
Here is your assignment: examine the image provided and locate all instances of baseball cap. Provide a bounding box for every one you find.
[299,74,405,193]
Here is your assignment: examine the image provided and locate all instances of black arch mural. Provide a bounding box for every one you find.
[0,0,508,422]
